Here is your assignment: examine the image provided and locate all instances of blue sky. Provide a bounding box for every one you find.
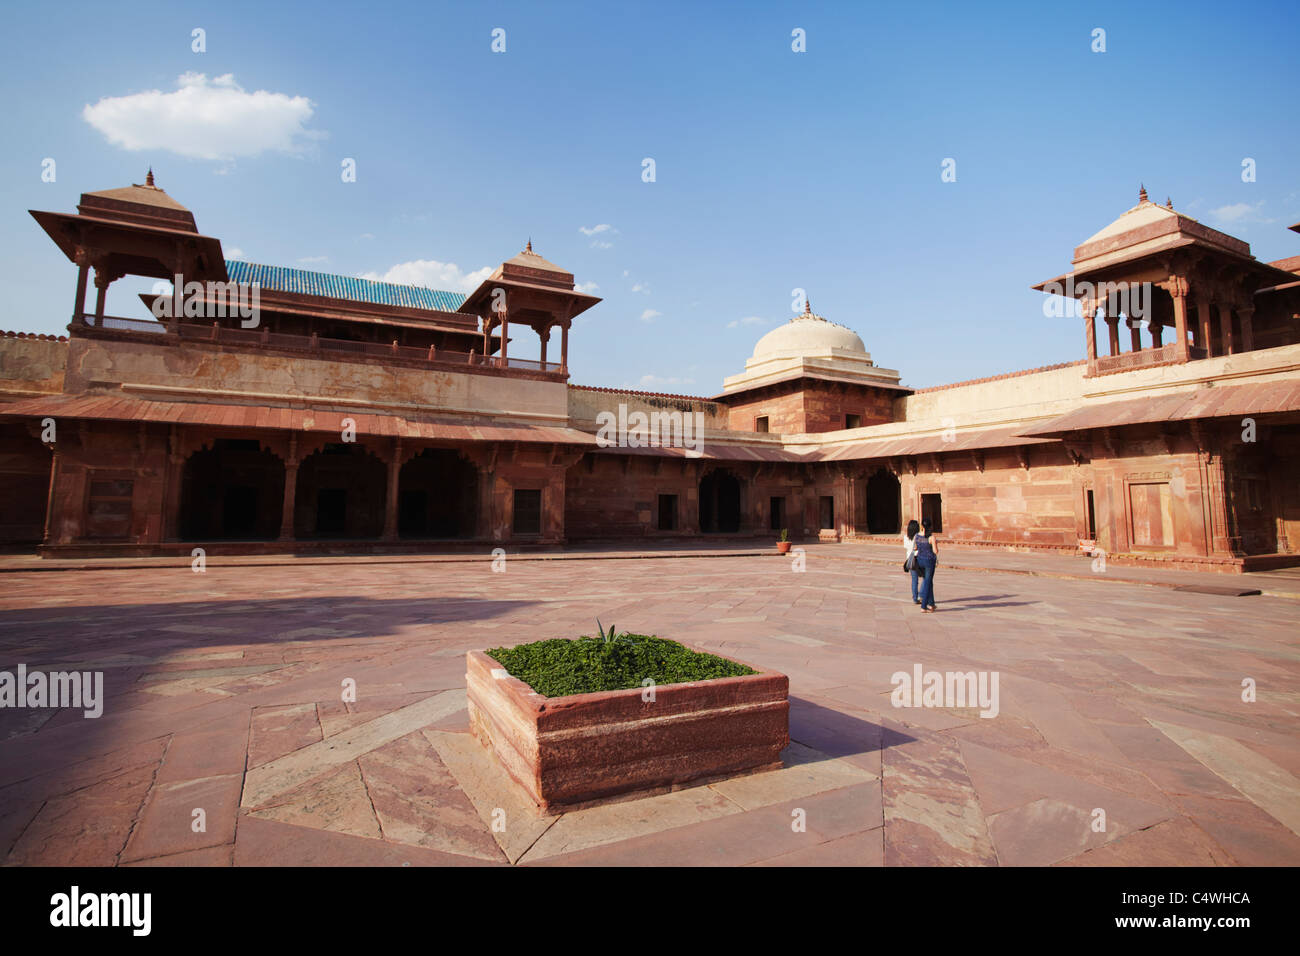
[2,0,1297,391]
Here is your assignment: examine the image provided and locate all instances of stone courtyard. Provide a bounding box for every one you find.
[1,547,1297,867]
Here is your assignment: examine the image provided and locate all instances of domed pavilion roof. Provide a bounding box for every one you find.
[751,299,867,360]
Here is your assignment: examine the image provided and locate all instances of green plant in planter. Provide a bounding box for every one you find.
[779,528,789,542]
[486,631,757,697]
[595,618,632,645]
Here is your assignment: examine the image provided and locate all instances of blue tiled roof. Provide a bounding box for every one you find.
[225,260,468,313]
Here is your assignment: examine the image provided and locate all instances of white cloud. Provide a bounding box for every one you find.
[360,259,492,293]
[226,246,245,259]
[727,315,768,329]
[631,282,650,294]
[590,240,613,249]
[297,255,329,264]
[82,73,321,161]
[576,281,599,294]
[579,224,616,236]
[640,309,661,322]
[1209,201,1273,225]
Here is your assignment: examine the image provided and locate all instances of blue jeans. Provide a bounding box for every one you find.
[918,560,936,609]
[910,566,920,602]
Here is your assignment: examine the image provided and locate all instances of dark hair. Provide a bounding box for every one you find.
[921,516,933,535]
[906,519,919,540]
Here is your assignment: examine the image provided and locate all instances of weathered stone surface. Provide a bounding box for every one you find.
[357,731,502,861]
[0,551,1296,866]
[242,690,464,808]
[121,773,242,862]
[246,761,381,839]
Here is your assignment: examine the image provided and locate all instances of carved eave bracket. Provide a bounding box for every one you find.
[1063,440,1090,466]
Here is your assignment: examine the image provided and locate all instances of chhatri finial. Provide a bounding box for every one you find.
[1166,196,1173,209]
[146,167,155,188]
[525,238,533,253]
[803,297,812,315]
[1138,183,1148,203]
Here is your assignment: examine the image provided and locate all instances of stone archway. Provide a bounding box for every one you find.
[865,468,901,534]
[179,439,285,540]
[294,443,386,539]
[699,468,742,533]
[398,448,478,538]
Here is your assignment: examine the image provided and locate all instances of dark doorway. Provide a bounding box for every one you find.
[513,489,542,535]
[658,494,678,531]
[398,448,478,538]
[1086,489,1097,539]
[400,489,427,533]
[770,496,784,531]
[222,486,259,538]
[180,439,285,540]
[0,426,53,545]
[316,488,347,535]
[865,468,901,534]
[819,495,835,530]
[699,469,742,533]
[921,493,943,533]
[295,443,386,539]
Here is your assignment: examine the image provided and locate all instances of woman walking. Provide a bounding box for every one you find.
[903,519,922,604]
[914,516,938,612]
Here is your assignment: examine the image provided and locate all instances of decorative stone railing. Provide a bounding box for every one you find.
[1090,343,1188,376]
[75,314,566,376]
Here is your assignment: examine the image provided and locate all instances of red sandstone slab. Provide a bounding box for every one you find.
[467,643,789,812]
[121,773,242,863]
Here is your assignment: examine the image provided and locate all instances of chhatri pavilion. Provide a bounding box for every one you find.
[2,176,1298,571]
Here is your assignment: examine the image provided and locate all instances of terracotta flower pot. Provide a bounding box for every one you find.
[776,541,791,554]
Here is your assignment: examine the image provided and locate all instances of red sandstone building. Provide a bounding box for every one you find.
[2,177,1298,571]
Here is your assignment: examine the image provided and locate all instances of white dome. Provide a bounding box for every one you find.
[751,304,866,360]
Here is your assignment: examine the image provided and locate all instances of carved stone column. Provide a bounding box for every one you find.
[279,436,300,541]
[1196,299,1213,356]
[93,266,112,323]
[72,248,90,324]
[1207,452,1242,555]
[1220,303,1236,354]
[1105,313,1120,356]
[1238,305,1254,352]
[163,431,186,542]
[382,438,402,541]
[1168,276,1189,361]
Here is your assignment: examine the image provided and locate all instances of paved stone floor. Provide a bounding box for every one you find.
[0,553,1297,866]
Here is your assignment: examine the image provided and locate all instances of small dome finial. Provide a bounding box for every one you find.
[525,238,532,253]
[146,167,155,188]
[1138,183,1148,203]
[804,297,812,315]
[1166,196,1173,209]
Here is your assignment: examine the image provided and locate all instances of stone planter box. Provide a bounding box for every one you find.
[466,644,789,813]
